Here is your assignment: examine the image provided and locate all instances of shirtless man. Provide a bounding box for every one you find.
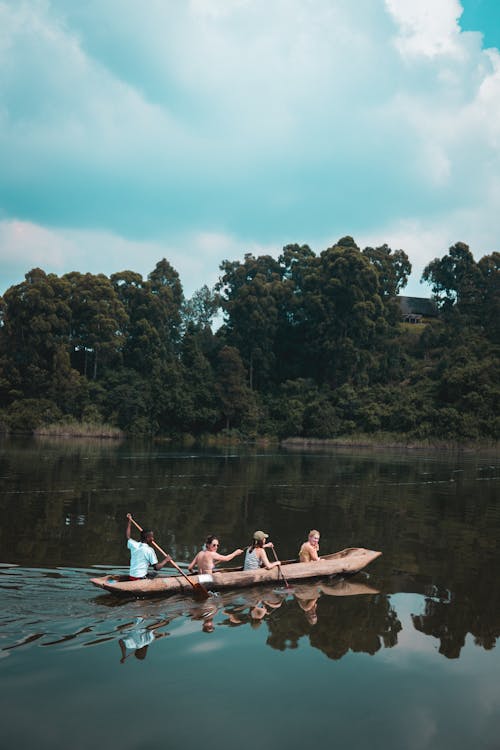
[188,535,243,575]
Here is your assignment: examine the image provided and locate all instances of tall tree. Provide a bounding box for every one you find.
[215,346,257,430]
[64,272,128,380]
[147,258,184,356]
[217,254,284,389]
[300,237,385,386]
[182,285,220,331]
[362,244,411,297]
[0,269,76,403]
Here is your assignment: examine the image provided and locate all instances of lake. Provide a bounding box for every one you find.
[1,436,499,750]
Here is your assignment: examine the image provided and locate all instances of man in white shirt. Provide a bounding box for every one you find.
[126,513,171,580]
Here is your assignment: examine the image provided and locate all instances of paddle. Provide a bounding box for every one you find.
[128,515,209,599]
[270,545,292,590]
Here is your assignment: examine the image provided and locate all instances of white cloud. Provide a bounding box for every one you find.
[385,0,464,59]
[0,0,499,296]
[0,219,278,297]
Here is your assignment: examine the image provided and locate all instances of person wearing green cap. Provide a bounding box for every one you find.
[243,530,281,571]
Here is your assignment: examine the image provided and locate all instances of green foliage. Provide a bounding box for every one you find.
[215,346,257,431]
[6,399,62,433]
[0,238,498,443]
[182,285,220,330]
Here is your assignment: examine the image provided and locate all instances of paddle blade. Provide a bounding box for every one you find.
[193,583,210,599]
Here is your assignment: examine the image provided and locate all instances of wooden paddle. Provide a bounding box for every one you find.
[271,545,291,589]
[128,515,209,599]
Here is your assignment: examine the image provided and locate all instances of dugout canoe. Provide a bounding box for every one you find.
[90,547,381,597]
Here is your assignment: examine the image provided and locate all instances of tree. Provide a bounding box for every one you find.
[362,244,411,298]
[147,258,184,355]
[422,242,482,316]
[180,325,219,433]
[217,254,284,389]
[182,285,220,331]
[215,346,256,430]
[299,237,386,385]
[0,269,78,403]
[64,272,128,380]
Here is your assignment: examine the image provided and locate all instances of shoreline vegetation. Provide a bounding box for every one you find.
[0,422,497,453]
[0,240,498,446]
[32,422,124,439]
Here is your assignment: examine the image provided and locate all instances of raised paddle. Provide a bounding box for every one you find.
[128,515,209,599]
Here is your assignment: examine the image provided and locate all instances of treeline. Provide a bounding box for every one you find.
[0,237,498,441]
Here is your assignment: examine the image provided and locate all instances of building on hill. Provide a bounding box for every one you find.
[397,296,439,324]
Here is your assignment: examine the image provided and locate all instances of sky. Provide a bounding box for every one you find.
[1,0,500,299]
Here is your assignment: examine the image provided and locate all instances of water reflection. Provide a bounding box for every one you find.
[117,617,170,662]
[1,439,500,666]
[411,583,500,659]
[1,562,500,671]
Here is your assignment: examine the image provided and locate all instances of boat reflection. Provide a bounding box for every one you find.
[184,576,382,643]
[263,578,400,659]
[4,563,498,665]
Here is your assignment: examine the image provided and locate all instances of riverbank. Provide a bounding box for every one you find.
[2,422,498,452]
[281,433,500,452]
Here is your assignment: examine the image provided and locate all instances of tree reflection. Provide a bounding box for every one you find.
[412,579,500,659]
[2,438,500,656]
[265,584,400,659]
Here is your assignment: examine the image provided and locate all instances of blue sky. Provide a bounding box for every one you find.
[1,0,499,299]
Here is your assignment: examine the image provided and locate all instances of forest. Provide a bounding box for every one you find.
[0,236,498,442]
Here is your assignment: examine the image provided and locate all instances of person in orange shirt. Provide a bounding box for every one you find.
[299,529,321,562]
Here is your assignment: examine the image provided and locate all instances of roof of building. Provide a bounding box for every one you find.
[397,296,439,317]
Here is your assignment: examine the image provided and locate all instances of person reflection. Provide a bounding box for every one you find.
[294,583,321,625]
[191,598,220,633]
[118,617,169,663]
[296,597,318,625]
[222,593,284,628]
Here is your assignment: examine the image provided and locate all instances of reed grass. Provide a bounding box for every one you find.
[34,422,124,439]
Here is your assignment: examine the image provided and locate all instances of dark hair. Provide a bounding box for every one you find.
[249,538,263,551]
[205,534,218,547]
[140,529,153,542]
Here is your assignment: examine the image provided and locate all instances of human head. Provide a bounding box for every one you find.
[140,529,154,544]
[253,530,268,543]
[306,609,318,625]
[308,530,320,544]
[251,530,268,548]
[205,535,219,550]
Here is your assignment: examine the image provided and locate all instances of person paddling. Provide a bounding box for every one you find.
[243,530,281,571]
[187,535,243,575]
[126,513,171,580]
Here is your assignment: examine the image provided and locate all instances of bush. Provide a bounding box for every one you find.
[6,399,62,433]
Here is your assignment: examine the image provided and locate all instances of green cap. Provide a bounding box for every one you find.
[253,530,268,541]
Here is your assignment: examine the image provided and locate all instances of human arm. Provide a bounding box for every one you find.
[307,542,321,561]
[258,548,280,570]
[187,552,199,574]
[126,513,132,540]
[212,548,244,564]
[154,555,172,571]
[143,543,170,571]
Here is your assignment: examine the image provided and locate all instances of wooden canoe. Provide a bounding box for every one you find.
[90,547,381,597]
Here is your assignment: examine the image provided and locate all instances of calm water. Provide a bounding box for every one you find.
[1,437,500,750]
